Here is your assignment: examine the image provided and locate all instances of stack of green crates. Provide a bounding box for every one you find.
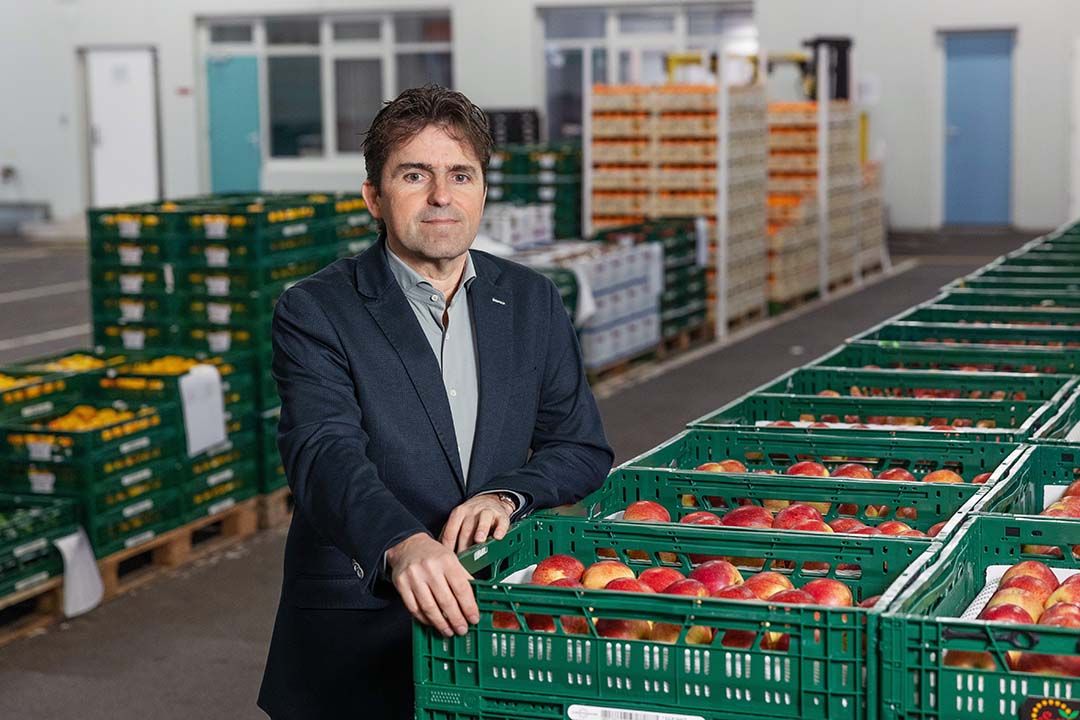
[0,492,78,598]
[594,217,708,340]
[487,143,582,239]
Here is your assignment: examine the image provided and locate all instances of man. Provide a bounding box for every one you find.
[257,85,613,719]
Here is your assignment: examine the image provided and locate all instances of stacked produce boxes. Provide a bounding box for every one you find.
[487,143,582,240]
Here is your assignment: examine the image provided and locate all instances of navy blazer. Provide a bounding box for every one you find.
[269,238,613,609]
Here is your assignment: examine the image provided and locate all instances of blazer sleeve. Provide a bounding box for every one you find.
[272,286,429,588]
[468,280,614,517]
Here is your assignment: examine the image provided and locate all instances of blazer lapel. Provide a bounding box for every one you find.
[356,242,465,488]
[466,257,515,490]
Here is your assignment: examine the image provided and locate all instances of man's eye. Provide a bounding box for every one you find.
[454,174,471,183]
[404,172,423,182]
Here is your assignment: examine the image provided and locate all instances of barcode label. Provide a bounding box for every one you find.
[207,302,231,324]
[119,244,143,265]
[205,247,230,267]
[207,498,236,516]
[27,441,54,461]
[119,435,152,455]
[567,706,705,720]
[13,538,48,558]
[122,329,146,350]
[204,218,228,239]
[282,223,307,237]
[124,530,155,549]
[29,470,56,493]
[15,572,50,592]
[21,401,54,419]
[347,214,370,227]
[207,330,232,353]
[122,499,154,518]
[206,469,234,487]
[118,220,141,239]
[121,467,153,487]
[119,274,144,294]
[206,276,230,296]
[120,300,146,322]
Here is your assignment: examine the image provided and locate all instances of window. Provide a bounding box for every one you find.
[210,24,252,44]
[268,57,323,157]
[618,11,675,35]
[397,52,452,92]
[334,20,381,41]
[544,8,606,40]
[266,17,320,45]
[336,59,382,152]
[395,14,451,43]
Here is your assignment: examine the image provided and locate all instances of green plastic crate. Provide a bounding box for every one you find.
[180,221,332,266]
[858,321,1080,349]
[184,429,257,480]
[971,444,1079,519]
[91,290,183,326]
[902,304,1080,327]
[760,367,1074,404]
[934,289,1080,309]
[177,248,335,296]
[88,487,184,558]
[415,516,937,720]
[181,285,283,327]
[90,234,185,265]
[880,514,1080,720]
[998,253,1080,268]
[0,369,80,423]
[10,350,128,380]
[813,341,1080,375]
[0,493,79,591]
[177,322,270,355]
[689,392,1056,441]
[953,276,1080,292]
[1028,387,1080,445]
[92,321,178,353]
[182,457,258,522]
[98,352,257,412]
[91,263,175,295]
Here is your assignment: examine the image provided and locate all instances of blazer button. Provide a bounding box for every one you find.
[352,560,364,580]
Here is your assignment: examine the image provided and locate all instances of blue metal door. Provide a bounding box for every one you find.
[207,56,260,193]
[944,31,1014,225]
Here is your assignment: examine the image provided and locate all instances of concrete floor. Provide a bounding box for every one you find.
[0,230,1036,718]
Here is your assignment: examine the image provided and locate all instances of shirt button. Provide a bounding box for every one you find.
[449,388,457,397]
[430,294,439,302]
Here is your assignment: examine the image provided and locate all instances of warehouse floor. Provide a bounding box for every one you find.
[0,229,1038,718]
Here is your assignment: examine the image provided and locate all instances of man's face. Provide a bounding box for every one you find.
[362,124,486,263]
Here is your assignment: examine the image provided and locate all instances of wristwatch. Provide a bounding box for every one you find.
[494,492,518,514]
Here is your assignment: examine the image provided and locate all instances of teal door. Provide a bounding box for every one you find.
[207,56,260,193]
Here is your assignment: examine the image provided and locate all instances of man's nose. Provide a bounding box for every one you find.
[428,177,452,206]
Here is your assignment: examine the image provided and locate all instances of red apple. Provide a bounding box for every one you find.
[492,611,521,630]
[802,578,853,607]
[972,472,993,485]
[769,421,796,427]
[712,584,757,601]
[792,520,834,533]
[663,579,709,597]
[690,560,744,593]
[980,603,1034,624]
[986,588,1045,623]
[895,507,919,520]
[1044,583,1080,609]
[721,505,774,529]
[582,561,635,589]
[833,463,874,479]
[605,577,654,594]
[680,510,724,526]
[1002,561,1059,592]
[877,521,913,535]
[532,554,586,585]
[877,468,917,482]
[596,617,652,639]
[923,470,964,484]
[773,504,824,529]
[695,459,747,473]
[624,501,671,523]
[638,567,685,593]
[817,389,841,397]
[787,461,830,477]
[650,622,713,644]
[927,522,947,537]
[858,595,881,608]
[743,572,794,600]
[853,526,883,536]
[770,589,815,605]
[829,518,867,534]
[525,614,557,632]
[999,575,1055,605]
[1015,603,1080,676]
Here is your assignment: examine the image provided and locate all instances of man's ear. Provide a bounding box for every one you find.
[361,179,381,220]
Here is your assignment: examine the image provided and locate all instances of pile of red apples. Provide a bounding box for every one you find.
[815,386,1028,401]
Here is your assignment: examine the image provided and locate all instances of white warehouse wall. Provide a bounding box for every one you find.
[757,0,1080,231]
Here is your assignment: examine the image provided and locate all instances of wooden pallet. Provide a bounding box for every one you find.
[727,305,766,332]
[657,323,713,359]
[586,346,659,385]
[258,486,294,529]
[768,288,820,316]
[0,576,64,648]
[98,498,258,602]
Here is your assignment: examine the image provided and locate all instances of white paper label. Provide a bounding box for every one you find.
[121,329,145,350]
[163,263,175,293]
[20,401,54,419]
[118,245,143,266]
[539,187,556,202]
[13,538,48,558]
[347,214,369,227]
[29,470,56,493]
[206,469,234,487]
[120,467,153,487]
[472,546,489,561]
[282,223,307,237]
[207,302,232,325]
[205,247,229,267]
[204,218,228,239]
[119,274,144,294]
[538,170,556,184]
[118,220,141,239]
[180,365,227,457]
[120,300,146,322]
[568,706,705,720]
[122,499,154,518]
[205,276,230,296]
[124,530,155,549]
[207,331,232,353]
[27,442,53,461]
[15,572,50,592]
[118,435,151,455]
[207,498,236,516]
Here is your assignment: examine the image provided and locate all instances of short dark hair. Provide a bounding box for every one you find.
[362,84,493,192]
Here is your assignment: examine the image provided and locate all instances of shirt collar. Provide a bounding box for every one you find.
[385,244,477,300]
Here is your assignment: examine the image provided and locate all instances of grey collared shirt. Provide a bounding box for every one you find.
[385,246,481,482]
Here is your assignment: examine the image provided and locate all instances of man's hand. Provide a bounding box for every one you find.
[440,494,514,554]
[387,532,479,637]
